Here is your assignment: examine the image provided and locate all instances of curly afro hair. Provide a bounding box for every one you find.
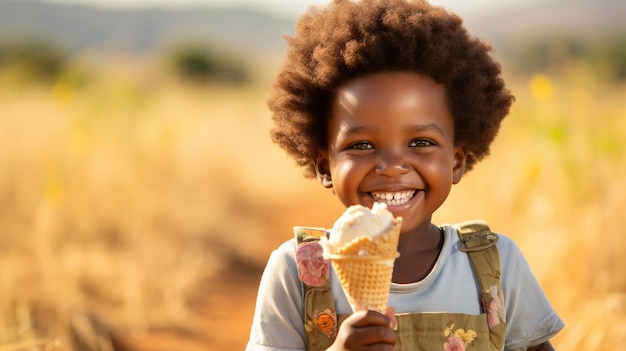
[269,0,514,178]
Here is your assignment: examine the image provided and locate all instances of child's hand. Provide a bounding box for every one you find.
[328,307,397,350]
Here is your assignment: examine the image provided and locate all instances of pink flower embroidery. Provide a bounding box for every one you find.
[486,284,506,328]
[444,335,466,351]
[296,242,329,287]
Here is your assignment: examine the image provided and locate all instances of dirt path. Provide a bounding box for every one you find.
[116,269,261,351]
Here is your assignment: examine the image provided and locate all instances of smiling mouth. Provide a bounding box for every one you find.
[370,190,417,206]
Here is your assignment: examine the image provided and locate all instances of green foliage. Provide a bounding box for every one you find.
[0,39,66,83]
[503,34,626,81]
[165,43,251,85]
[585,36,626,80]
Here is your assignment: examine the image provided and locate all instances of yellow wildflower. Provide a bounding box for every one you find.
[455,328,477,344]
[444,323,455,337]
[529,73,554,101]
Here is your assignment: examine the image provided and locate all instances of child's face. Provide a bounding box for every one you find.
[317,72,466,231]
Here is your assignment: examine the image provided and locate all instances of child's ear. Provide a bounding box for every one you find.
[314,154,333,188]
[452,146,467,184]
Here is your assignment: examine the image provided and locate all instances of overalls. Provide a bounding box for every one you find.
[295,221,505,351]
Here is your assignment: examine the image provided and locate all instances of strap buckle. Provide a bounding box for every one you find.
[458,232,499,252]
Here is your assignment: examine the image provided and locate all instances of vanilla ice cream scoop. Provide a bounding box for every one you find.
[321,202,402,313]
[327,202,395,249]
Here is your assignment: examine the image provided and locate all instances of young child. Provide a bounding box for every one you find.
[246,0,564,350]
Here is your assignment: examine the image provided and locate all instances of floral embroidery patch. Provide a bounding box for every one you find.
[443,323,477,351]
[296,242,329,287]
[486,284,506,328]
[305,308,337,339]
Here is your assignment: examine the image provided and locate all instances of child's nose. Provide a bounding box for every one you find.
[375,149,409,177]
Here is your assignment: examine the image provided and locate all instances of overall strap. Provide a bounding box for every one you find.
[294,227,337,351]
[455,220,506,350]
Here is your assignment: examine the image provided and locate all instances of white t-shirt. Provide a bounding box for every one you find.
[246,225,564,351]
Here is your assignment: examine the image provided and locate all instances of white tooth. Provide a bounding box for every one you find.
[372,191,415,204]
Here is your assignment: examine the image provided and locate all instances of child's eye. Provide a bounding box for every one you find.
[349,142,373,150]
[410,139,435,147]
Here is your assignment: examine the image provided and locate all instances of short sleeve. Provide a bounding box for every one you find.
[498,235,565,350]
[245,239,307,351]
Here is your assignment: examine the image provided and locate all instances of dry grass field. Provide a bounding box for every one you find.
[0,55,624,350]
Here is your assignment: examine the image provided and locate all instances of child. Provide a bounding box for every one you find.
[246,0,564,350]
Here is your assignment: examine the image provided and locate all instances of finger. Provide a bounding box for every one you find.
[385,306,398,330]
[353,324,398,347]
[336,311,398,349]
[341,325,397,348]
[349,309,394,328]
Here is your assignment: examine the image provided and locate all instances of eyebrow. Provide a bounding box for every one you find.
[340,122,446,136]
[408,123,446,135]
[340,124,370,135]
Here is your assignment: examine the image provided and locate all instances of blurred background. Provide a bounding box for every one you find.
[0,0,624,350]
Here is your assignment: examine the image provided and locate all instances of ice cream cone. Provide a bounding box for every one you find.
[325,217,402,314]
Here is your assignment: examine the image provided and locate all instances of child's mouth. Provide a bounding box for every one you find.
[370,190,417,206]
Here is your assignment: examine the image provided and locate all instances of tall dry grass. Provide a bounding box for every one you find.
[436,67,626,349]
[0,56,624,350]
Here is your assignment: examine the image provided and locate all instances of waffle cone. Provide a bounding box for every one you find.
[328,218,402,314]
